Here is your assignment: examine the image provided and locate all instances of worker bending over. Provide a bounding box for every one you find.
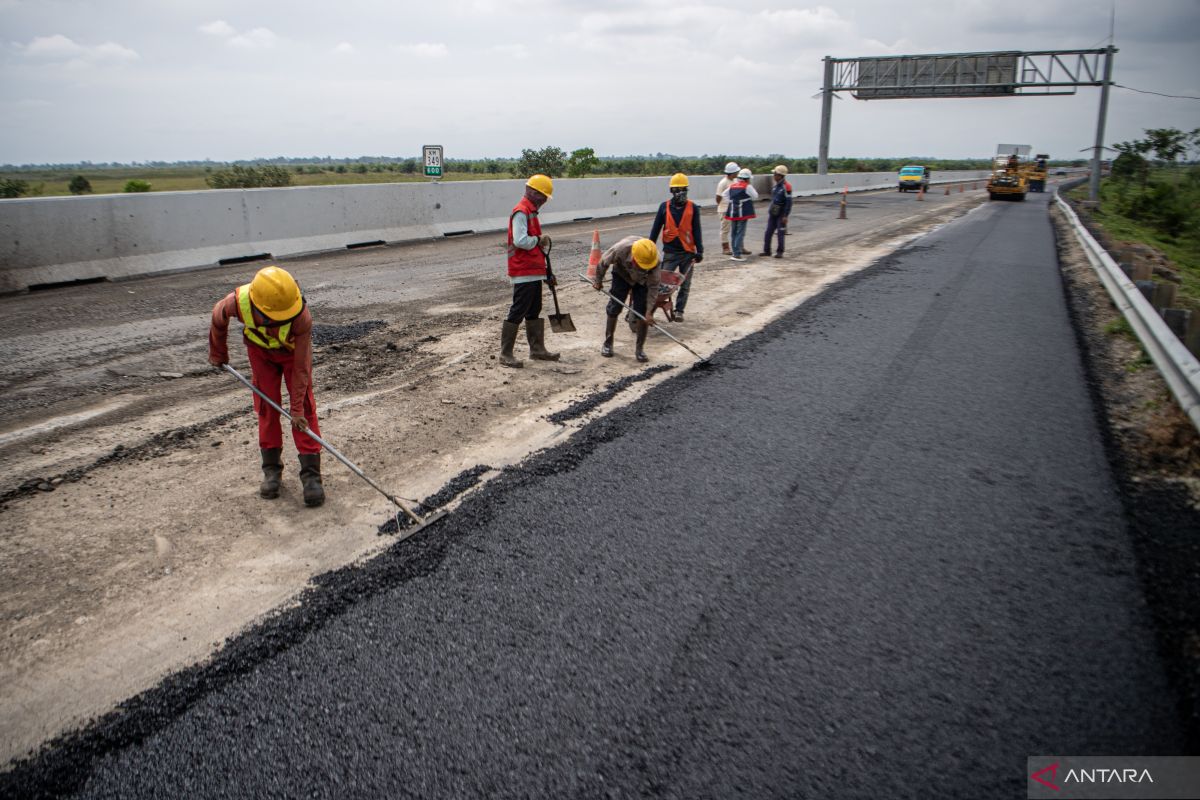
[593,236,660,363]
[208,265,325,507]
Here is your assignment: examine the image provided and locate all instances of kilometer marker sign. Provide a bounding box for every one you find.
[423,145,443,178]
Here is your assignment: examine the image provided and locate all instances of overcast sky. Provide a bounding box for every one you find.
[1,0,1198,164]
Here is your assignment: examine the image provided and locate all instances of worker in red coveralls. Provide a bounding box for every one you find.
[208,265,325,507]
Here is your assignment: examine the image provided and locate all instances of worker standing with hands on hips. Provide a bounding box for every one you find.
[593,236,660,363]
[649,173,703,322]
[208,265,325,507]
[500,174,560,369]
[760,165,793,258]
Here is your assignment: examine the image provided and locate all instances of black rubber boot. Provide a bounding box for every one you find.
[297,453,325,507]
[635,323,649,363]
[499,321,523,368]
[601,316,618,357]
[259,448,283,499]
[525,318,559,361]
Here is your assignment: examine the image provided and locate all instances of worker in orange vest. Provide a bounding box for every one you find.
[208,266,325,507]
[648,173,703,322]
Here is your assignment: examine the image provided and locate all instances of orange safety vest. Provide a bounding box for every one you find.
[236,284,294,351]
[662,201,697,253]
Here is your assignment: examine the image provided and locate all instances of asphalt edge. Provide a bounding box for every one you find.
[1049,201,1200,752]
[0,245,916,799]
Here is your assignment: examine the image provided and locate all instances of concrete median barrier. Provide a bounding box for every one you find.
[0,171,989,293]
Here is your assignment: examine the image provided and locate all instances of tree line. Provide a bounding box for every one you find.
[1108,127,1200,239]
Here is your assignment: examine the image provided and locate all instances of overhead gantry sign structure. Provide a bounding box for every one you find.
[816,48,1116,201]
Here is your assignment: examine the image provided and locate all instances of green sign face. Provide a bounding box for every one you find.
[423,145,443,177]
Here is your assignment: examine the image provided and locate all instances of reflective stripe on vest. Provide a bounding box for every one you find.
[662,201,697,253]
[236,284,293,351]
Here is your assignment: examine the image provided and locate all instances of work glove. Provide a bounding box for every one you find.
[592,280,603,292]
[538,234,552,251]
[291,416,309,432]
[546,274,557,289]
[693,255,703,265]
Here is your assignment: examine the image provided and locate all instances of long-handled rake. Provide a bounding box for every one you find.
[222,364,447,536]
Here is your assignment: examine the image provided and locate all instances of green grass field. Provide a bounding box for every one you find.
[0,168,512,197]
[1070,172,1200,311]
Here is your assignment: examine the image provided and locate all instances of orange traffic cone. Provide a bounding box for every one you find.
[838,186,848,219]
[586,229,601,280]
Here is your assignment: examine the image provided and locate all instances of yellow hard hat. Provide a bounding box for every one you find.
[631,238,658,271]
[248,266,303,321]
[669,173,689,188]
[526,174,553,199]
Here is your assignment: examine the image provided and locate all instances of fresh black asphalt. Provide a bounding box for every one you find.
[10,191,1187,798]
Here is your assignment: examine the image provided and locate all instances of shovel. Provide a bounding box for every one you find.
[222,364,448,537]
[541,240,576,333]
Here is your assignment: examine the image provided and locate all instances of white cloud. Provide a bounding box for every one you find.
[394,42,448,58]
[198,20,235,37]
[487,44,528,59]
[198,20,278,49]
[332,42,356,55]
[22,34,84,58]
[19,34,138,63]
[229,27,279,49]
[91,41,140,62]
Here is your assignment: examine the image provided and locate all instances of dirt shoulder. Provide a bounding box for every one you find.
[0,189,987,763]
[1051,202,1200,747]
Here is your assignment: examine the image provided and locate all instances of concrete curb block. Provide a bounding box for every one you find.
[0,171,991,293]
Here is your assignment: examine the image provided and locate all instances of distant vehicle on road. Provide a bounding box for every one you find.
[1027,154,1049,193]
[1055,169,1068,175]
[897,165,931,192]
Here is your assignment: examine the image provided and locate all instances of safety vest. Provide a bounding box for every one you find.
[236,284,294,351]
[725,180,757,221]
[507,196,547,278]
[662,201,697,253]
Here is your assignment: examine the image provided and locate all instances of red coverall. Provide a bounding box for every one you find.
[208,293,321,455]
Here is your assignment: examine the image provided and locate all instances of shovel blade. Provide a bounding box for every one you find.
[548,313,576,333]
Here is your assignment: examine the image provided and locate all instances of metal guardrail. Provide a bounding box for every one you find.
[1054,192,1200,431]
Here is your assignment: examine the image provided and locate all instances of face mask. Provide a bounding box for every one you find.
[670,188,688,205]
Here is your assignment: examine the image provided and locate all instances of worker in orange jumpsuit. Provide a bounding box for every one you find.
[208,265,325,507]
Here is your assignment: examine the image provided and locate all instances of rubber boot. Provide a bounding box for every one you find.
[259,448,283,499]
[297,453,325,507]
[499,321,523,368]
[601,316,618,357]
[635,323,649,363]
[525,318,559,361]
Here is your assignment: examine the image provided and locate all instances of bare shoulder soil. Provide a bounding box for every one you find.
[1051,203,1200,746]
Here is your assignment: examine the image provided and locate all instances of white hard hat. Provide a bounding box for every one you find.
[737,168,752,180]
[724,161,739,174]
